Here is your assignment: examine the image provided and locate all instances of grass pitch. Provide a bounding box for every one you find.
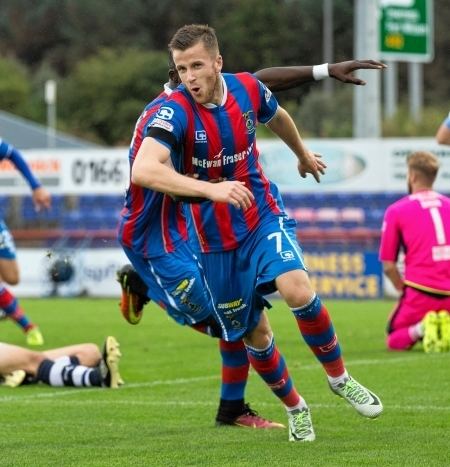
[1,298,449,466]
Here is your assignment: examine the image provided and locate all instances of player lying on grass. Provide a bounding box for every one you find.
[379,151,450,352]
[0,336,122,389]
[117,54,386,431]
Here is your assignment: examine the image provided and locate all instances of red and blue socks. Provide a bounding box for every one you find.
[245,336,303,410]
[292,294,347,382]
[0,286,35,333]
[216,339,250,422]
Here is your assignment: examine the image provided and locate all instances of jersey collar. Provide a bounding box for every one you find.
[164,82,173,96]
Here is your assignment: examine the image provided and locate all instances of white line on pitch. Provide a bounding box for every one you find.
[4,398,450,413]
[0,354,436,404]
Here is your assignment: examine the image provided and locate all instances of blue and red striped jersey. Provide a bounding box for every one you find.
[117,85,188,257]
[147,72,284,253]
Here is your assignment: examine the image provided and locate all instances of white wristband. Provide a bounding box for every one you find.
[312,63,329,81]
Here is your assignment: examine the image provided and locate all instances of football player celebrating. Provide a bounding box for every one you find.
[129,24,384,441]
[118,39,386,433]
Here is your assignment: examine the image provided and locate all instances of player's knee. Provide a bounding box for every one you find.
[76,344,102,366]
[1,270,20,285]
[281,284,315,309]
[244,314,273,349]
[386,334,411,351]
[27,353,45,375]
[276,270,315,308]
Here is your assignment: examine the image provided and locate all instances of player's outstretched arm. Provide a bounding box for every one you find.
[131,137,254,210]
[328,60,386,85]
[266,106,326,183]
[254,66,315,91]
[255,60,386,92]
[5,143,52,210]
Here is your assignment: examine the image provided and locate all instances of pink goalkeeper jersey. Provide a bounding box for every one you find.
[379,190,450,295]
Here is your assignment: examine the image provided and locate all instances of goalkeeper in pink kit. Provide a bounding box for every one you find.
[379,151,450,352]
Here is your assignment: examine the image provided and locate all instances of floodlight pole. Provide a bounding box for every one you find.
[384,61,398,119]
[408,62,423,123]
[353,0,381,138]
[45,79,57,148]
[323,0,334,95]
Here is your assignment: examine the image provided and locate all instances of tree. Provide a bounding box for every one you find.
[0,56,31,115]
[59,48,167,145]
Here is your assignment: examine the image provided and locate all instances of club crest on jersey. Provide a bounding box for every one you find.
[156,106,174,120]
[242,110,255,134]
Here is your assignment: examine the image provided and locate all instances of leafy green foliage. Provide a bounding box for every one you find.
[382,104,450,137]
[0,56,31,115]
[289,87,353,138]
[0,0,449,143]
[59,48,167,145]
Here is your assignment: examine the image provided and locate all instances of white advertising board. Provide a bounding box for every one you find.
[11,247,398,298]
[11,248,129,297]
[259,138,450,193]
[0,138,448,195]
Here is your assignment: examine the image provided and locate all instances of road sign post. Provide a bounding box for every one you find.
[379,0,433,63]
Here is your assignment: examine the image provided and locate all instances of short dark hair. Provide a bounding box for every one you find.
[407,150,440,185]
[168,24,219,55]
[168,51,176,71]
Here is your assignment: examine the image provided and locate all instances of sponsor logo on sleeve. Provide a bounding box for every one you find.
[262,83,272,103]
[149,118,174,132]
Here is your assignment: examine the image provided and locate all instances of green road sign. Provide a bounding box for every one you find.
[379,0,434,62]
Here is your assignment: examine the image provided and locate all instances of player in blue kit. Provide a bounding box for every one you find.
[118,50,385,429]
[0,139,49,346]
[131,24,384,441]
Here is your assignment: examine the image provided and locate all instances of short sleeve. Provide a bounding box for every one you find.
[256,80,278,124]
[379,206,401,262]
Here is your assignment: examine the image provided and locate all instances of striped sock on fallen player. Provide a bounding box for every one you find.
[37,356,102,387]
